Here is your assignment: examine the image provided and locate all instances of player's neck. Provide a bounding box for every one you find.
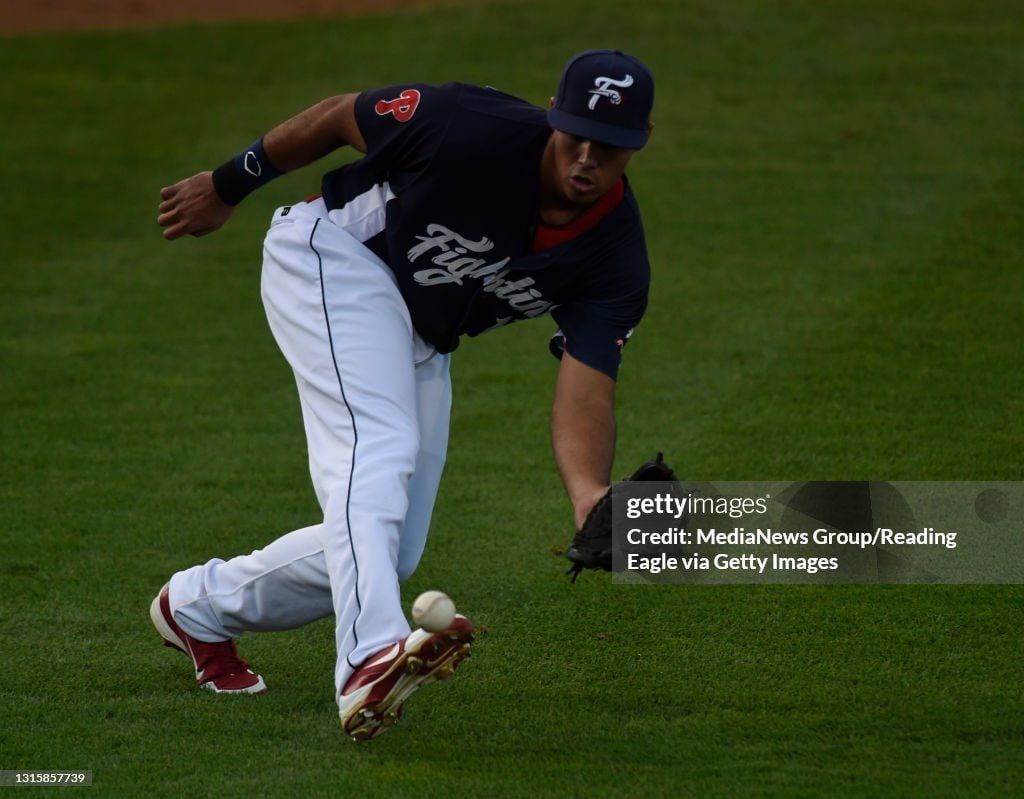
[538,200,586,227]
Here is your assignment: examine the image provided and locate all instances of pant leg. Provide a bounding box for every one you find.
[265,208,427,697]
[168,204,453,695]
[397,350,452,582]
[170,344,452,637]
[169,524,333,640]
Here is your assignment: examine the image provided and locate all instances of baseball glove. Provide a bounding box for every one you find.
[564,452,678,581]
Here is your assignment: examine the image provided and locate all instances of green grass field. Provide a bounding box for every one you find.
[2,0,1023,794]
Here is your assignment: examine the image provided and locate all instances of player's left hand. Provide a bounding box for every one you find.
[158,171,235,240]
[564,452,678,581]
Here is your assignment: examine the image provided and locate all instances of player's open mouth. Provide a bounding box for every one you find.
[569,175,595,192]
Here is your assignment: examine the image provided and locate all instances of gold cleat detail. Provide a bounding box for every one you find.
[405,656,424,674]
[435,663,455,681]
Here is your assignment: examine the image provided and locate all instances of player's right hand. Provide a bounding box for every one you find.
[158,172,235,240]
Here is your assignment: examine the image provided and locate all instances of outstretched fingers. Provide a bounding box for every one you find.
[157,208,181,228]
[158,185,181,231]
[162,224,186,241]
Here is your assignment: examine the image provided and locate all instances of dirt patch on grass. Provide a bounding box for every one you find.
[4,0,484,35]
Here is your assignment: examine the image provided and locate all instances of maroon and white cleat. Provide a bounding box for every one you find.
[149,584,267,695]
[339,614,474,741]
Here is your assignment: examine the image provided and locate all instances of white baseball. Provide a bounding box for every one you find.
[411,590,456,632]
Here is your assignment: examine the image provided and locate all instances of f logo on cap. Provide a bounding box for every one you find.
[587,74,634,110]
[549,49,654,149]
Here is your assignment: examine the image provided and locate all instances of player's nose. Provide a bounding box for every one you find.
[577,140,597,166]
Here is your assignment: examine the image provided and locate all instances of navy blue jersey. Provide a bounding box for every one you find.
[320,82,649,379]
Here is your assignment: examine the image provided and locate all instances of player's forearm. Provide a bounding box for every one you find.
[553,402,614,491]
[262,93,367,171]
[210,93,366,207]
[551,360,617,527]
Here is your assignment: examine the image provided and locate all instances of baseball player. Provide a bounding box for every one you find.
[151,49,655,740]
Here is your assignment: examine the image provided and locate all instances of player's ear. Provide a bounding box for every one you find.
[549,96,555,110]
[647,120,655,139]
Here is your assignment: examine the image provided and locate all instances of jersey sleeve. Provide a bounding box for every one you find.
[550,287,647,380]
[549,208,651,381]
[353,83,460,172]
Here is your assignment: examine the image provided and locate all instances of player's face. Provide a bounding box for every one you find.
[552,131,636,204]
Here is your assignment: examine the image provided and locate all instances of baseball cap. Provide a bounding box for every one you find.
[548,49,655,150]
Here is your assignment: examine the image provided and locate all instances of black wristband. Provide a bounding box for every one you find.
[211,137,284,206]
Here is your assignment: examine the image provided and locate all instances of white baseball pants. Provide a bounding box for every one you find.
[167,198,451,698]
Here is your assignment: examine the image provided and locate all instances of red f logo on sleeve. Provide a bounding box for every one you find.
[375,89,421,122]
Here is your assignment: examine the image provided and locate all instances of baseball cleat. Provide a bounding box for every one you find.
[149,583,267,695]
[339,614,474,741]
